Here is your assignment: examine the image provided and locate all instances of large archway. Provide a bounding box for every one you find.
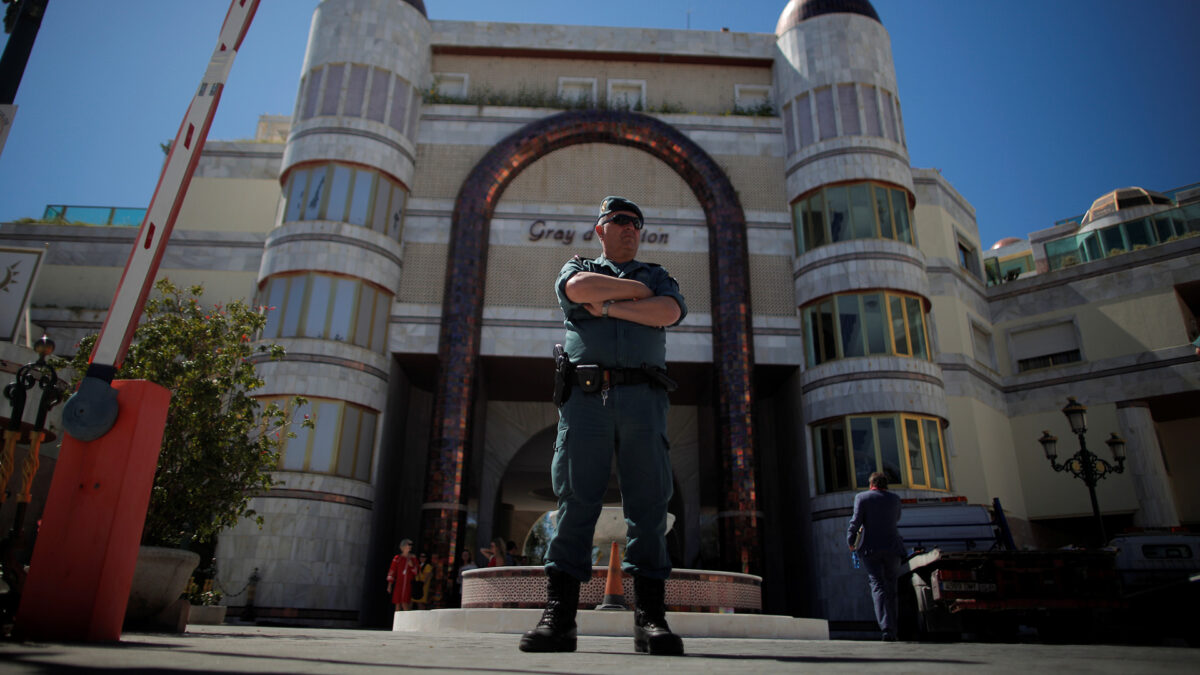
[419,110,762,575]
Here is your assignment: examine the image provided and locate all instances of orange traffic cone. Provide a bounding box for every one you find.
[595,541,627,610]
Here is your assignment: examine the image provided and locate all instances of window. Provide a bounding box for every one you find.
[862,86,882,137]
[388,76,411,133]
[366,67,390,123]
[813,413,949,493]
[971,323,997,371]
[802,291,929,367]
[433,72,468,99]
[257,273,393,352]
[1043,201,1200,270]
[957,237,982,279]
[264,396,378,482]
[815,86,836,140]
[320,64,345,116]
[281,163,407,240]
[607,79,645,110]
[1009,320,1082,373]
[795,93,815,147]
[791,181,913,254]
[344,65,368,118]
[301,70,322,120]
[837,84,861,136]
[734,84,771,112]
[558,77,596,106]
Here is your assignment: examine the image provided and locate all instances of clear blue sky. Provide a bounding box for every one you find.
[1,0,1197,249]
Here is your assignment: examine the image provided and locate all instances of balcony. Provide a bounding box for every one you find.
[39,204,145,227]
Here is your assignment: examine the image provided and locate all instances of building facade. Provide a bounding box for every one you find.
[2,0,1197,631]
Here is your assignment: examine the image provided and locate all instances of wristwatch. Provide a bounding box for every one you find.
[602,300,615,317]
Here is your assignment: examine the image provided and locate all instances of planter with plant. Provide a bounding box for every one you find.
[62,280,306,628]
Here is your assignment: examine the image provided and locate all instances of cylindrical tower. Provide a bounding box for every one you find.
[774,0,951,625]
[216,0,430,625]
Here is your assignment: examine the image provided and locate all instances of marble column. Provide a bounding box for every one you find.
[1116,401,1180,528]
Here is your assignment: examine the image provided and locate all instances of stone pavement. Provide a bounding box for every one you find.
[0,625,1195,674]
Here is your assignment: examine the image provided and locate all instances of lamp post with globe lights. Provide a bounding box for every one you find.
[1038,397,1127,547]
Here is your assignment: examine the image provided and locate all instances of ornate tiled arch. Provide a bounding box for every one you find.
[419,110,763,575]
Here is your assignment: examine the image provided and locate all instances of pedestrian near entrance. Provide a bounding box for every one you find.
[386,539,418,611]
[520,196,687,656]
[847,472,907,641]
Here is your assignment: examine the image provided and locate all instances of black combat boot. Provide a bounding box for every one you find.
[519,568,580,652]
[633,575,684,655]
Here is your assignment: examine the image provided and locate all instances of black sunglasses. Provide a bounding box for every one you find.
[605,213,643,230]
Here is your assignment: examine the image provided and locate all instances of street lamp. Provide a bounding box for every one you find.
[1038,397,1127,547]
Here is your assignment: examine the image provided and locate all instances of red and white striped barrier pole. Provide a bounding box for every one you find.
[62,0,260,441]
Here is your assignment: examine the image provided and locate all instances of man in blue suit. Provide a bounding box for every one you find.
[847,471,906,641]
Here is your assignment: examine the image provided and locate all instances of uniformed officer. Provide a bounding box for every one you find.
[520,196,687,656]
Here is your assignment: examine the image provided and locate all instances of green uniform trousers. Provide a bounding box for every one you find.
[545,381,674,582]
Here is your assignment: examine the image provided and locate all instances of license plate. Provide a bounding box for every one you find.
[940,581,996,593]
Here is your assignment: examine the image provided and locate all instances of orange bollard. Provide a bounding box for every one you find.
[595,541,627,610]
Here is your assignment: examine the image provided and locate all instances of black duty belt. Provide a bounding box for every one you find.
[574,366,652,391]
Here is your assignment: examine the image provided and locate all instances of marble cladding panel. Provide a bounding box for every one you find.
[215,497,373,612]
[802,375,950,424]
[925,266,990,320]
[800,353,944,389]
[419,111,534,148]
[430,20,776,60]
[479,325,562,359]
[260,223,402,291]
[282,120,416,190]
[386,320,440,355]
[794,239,929,306]
[810,510,875,623]
[776,15,898,94]
[912,170,977,227]
[940,362,1007,412]
[272,470,376,503]
[0,224,267,273]
[786,146,913,200]
[753,332,805,366]
[305,0,430,81]
[195,143,285,180]
[254,359,389,412]
[267,336,392,376]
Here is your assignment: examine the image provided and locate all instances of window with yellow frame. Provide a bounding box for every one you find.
[802,291,930,367]
[790,180,914,256]
[812,413,949,494]
[257,272,392,353]
[261,395,378,483]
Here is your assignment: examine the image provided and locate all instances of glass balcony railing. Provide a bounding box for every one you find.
[41,205,146,226]
[1044,202,1200,271]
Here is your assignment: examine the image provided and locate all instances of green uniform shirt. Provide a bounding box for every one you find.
[555,255,687,370]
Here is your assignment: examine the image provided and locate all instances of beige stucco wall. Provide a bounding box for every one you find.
[33,265,256,310]
[1009,404,1139,521]
[430,54,771,115]
[174,177,281,233]
[1156,417,1200,524]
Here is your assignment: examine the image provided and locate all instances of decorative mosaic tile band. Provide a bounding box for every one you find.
[461,566,762,613]
[422,109,762,578]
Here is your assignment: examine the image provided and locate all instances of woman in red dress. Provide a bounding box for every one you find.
[386,538,418,611]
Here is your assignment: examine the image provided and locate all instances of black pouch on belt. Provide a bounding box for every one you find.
[574,365,603,393]
[552,344,573,407]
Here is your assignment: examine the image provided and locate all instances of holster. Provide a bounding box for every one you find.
[552,344,574,407]
[641,363,678,392]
